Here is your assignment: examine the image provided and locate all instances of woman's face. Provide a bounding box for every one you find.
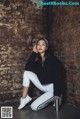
[36,40,48,53]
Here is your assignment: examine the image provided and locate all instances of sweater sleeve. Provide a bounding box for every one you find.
[25,51,37,71]
[53,58,64,97]
[54,78,62,97]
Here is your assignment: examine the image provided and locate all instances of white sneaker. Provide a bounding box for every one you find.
[18,95,32,109]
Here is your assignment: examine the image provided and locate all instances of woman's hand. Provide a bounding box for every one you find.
[33,45,38,53]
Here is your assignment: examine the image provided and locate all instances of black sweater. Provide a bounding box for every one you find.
[25,51,64,96]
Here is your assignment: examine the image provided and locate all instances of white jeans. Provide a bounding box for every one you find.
[23,71,54,111]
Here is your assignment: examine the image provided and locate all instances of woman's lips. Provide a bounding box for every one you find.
[38,49,42,51]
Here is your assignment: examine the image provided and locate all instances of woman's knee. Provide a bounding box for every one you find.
[23,71,29,76]
[23,71,36,78]
[30,103,38,111]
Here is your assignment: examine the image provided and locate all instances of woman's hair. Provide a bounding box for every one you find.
[36,37,53,59]
[36,37,48,47]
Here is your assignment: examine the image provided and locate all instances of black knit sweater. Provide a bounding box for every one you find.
[25,51,64,96]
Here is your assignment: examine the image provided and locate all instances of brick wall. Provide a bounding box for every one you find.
[49,6,80,108]
[0,0,80,108]
[0,0,47,102]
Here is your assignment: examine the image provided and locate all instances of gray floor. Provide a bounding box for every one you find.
[0,102,80,119]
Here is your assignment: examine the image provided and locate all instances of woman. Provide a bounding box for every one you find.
[18,38,64,111]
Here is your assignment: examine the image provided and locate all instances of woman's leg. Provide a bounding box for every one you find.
[18,71,47,109]
[22,87,29,98]
[23,71,47,92]
[21,71,30,98]
[30,84,54,111]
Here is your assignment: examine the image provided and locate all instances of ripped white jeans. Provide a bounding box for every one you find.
[23,71,54,111]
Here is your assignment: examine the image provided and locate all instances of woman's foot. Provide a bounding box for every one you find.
[18,95,32,109]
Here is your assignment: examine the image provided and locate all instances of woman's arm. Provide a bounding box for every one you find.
[52,57,64,97]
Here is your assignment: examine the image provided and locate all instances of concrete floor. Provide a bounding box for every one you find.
[0,102,80,119]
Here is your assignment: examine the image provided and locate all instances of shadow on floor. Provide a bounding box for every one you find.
[0,102,80,119]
